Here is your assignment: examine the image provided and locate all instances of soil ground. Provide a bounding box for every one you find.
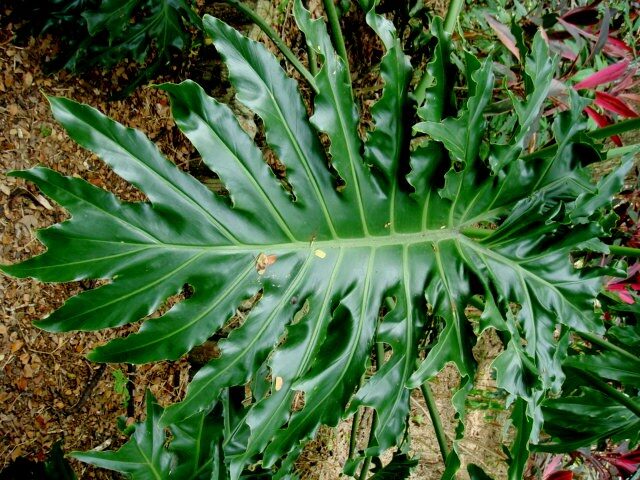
[0,15,196,480]
[0,2,538,479]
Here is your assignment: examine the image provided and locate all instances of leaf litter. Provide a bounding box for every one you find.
[0,10,193,478]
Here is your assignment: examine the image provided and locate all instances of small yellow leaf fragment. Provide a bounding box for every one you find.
[275,376,284,391]
[314,249,327,259]
[256,253,277,275]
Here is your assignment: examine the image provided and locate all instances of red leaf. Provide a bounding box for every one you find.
[605,264,640,303]
[557,20,632,58]
[605,449,640,477]
[619,93,640,105]
[549,39,579,61]
[546,471,574,480]
[612,71,639,94]
[604,37,633,58]
[606,284,635,304]
[584,106,623,146]
[561,6,600,26]
[558,18,594,43]
[595,91,639,118]
[485,14,520,60]
[620,449,640,463]
[574,61,630,89]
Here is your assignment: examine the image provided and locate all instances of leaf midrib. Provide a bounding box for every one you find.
[323,58,369,236]
[460,236,589,324]
[134,440,163,480]
[165,253,317,423]
[228,250,345,455]
[59,229,461,253]
[185,100,298,242]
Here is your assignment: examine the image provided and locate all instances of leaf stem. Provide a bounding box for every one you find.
[307,45,319,77]
[462,228,640,258]
[357,412,378,480]
[443,0,465,35]
[357,342,386,480]
[571,367,640,419]
[420,380,450,462]
[222,0,319,92]
[322,0,350,77]
[575,331,638,364]
[592,118,640,139]
[604,244,640,258]
[523,118,640,161]
[606,144,640,159]
[348,407,363,461]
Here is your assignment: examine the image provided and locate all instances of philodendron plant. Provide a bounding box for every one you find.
[3,0,639,478]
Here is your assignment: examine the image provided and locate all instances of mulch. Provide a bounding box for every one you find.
[0,9,197,478]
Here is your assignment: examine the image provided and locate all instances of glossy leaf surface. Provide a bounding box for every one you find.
[1,3,631,478]
[71,394,170,478]
[537,323,640,452]
[73,0,201,71]
[538,387,640,452]
[71,392,222,479]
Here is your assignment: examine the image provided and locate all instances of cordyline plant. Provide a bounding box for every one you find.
[3,0,640,478]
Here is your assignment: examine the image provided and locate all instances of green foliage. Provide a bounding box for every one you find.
[72,392,225,480]
[368,453,419,479]
[537,322,640,453]
[112,368,130,409]
[2,1,638,478]
[75,0,200,69]
[45,441,78,480]
[15,0,201,95]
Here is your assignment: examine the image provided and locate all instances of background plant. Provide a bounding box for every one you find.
[436,0,640,148]
[10,0,203,96]
[2,0,640,479]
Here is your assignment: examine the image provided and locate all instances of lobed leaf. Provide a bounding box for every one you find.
[537,388,640,452]
[72,393,174,479]
[1,5,633,478]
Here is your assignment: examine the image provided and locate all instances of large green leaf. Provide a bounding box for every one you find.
[31,0,201,95]
[72,393,182,479]
[75,0,201,70]
[73,392,226,479]
[536,321,640,453]
[537,387,640,453]
[1,4,631,478]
